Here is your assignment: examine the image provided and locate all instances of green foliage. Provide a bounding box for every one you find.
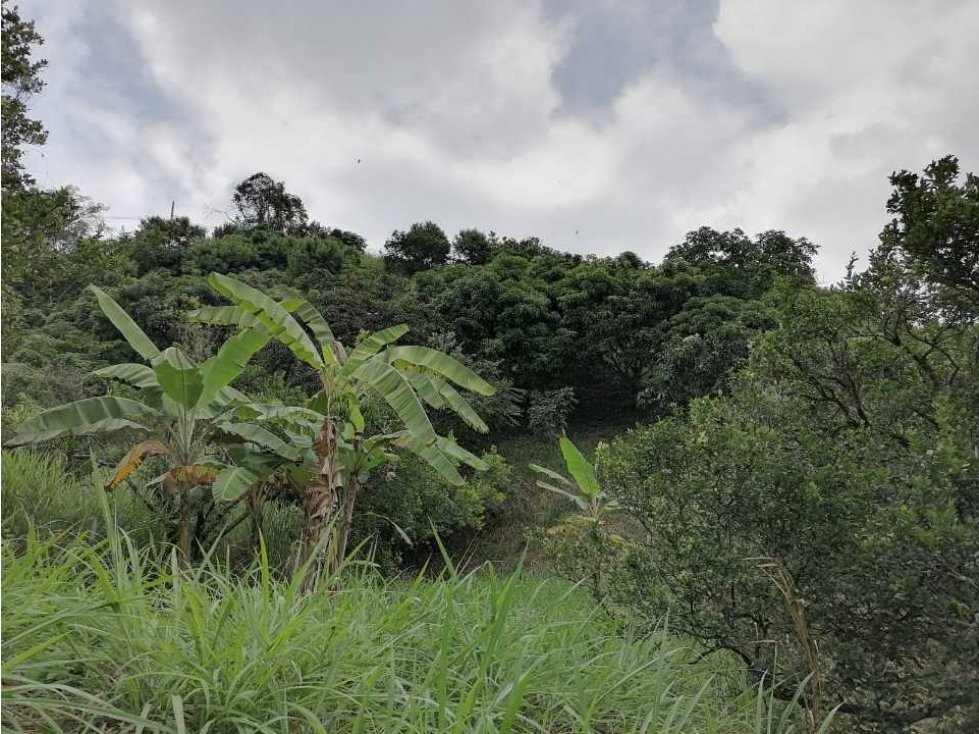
[384,220,451,274]
[230,171,308,234]
[880,155,979,303]
[129,215,206,275]
[356,449,512,568]
[453,228,495,265]
[1,1,47,191]
[1,54,972,730]
[599,245,979,730]
[195,274,496,588]
[1,187,110,306]
[1,529,824,733]
[0,450,156,542]
[639,294,776,412]
[527,386,577,436]
[663,227,816,297]
[3,285,280,561]
[530,438,627,603]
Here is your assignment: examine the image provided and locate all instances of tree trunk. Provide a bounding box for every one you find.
[298,419,343,594]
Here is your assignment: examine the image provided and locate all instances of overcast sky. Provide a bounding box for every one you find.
[19,0,979,280]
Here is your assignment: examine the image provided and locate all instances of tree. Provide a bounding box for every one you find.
[880,155,979,305]
[4,286,275,562]
[384,221,451,274]
[192,274,495,591]
[599,160,979,730]
[231,172,308,234]
[427,254,575,388]
[1,2,47,191]
[2,187,106,302]
[320,226,366,252]
[453,228,494,265]
[130,215,206,275]
[637,294,776,414]
[663,227,816,298]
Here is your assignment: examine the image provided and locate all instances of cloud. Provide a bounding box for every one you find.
[19,0,979,279]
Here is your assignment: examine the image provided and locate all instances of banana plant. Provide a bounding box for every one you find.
[4,286,274,562]
[530,436,619,519]
[190,273,495,591]
[530,437,625,602]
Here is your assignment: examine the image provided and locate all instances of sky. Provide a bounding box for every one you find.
[19,0,979,281]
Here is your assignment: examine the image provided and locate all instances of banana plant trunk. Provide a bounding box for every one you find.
[178,486,193,565]
[299,419,343,593]
[334,479,362,575]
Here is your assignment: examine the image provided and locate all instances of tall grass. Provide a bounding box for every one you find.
[1,452,832,732]
[1,450,156,541]
[1,521,827,733]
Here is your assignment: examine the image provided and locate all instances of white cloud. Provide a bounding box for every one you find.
[19,0,979,277]
[710,0,979,278]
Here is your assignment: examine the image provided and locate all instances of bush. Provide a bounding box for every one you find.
[527,387,577,435]
[353,449,512,569]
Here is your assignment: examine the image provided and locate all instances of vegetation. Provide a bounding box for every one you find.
[2,519,829,734]
[2,5,976,732]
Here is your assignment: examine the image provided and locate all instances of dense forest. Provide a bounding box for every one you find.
[2,4,978,733]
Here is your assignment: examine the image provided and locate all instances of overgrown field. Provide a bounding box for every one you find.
[1,503,821,733]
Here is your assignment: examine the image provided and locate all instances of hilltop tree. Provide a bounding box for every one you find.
[231,172,308,234]
[130,215,206,275]
[453,228,494,265]
[384,221,451,274]
[664,227,817,298]
[880,155,979,304]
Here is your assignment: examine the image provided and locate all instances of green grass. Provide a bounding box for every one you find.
[1,449,829,733]
[1,450,156,542]
[1,526,823,733]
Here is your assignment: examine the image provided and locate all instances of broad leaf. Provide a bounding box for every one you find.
[187,304,265,330]
[5,397,157,446]
[436,436,489,471]
[559,436,600,498]
[198,328,269,408]
[208,273,322,369]
[409,439,464,486]
[405,372,445,409]
[94,363,159,390]
[529,463,575,488]
[351,357,439,449]
[213,465,263,502]
[152,347,203,411]
[384,346,495,396]
[105,440,169,491]
[431,376,489,433]
[89,286,160,361]
[534,480,590,510]
[341,324,409,376]
[163,464,219,494]
[229,402,322,425]
[219,422,302,461]
[269,286,336,350]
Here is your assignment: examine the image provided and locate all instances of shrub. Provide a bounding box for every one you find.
[527,387,576,435]
[354,449,512,569]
